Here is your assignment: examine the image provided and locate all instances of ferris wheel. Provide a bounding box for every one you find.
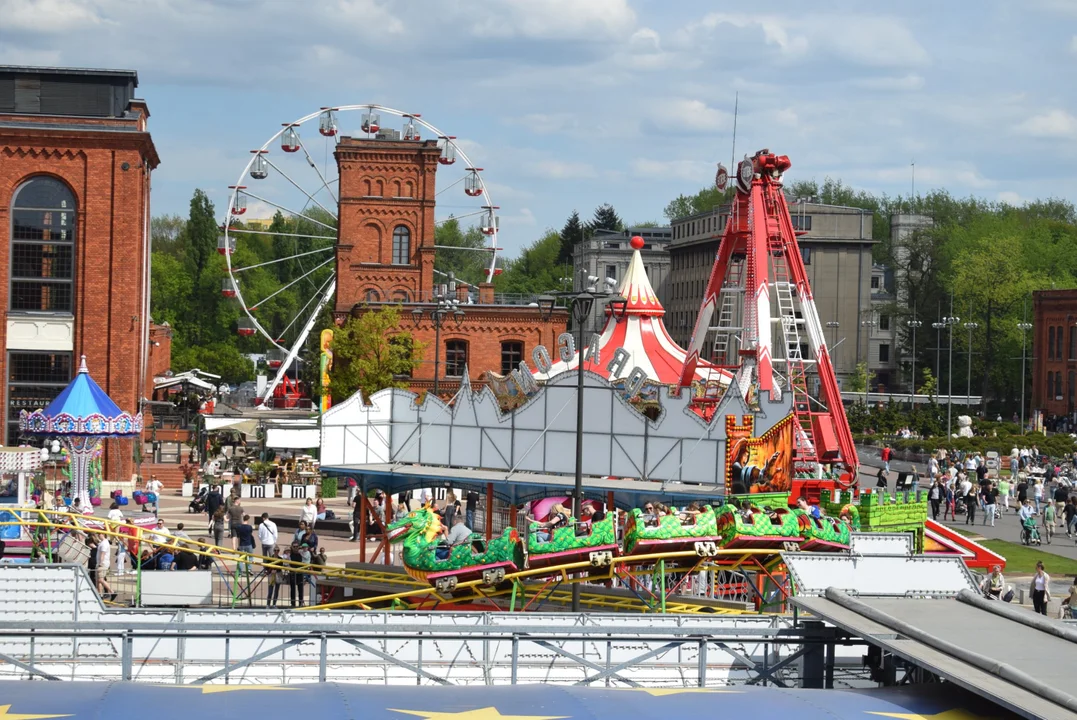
[221,105,500,401]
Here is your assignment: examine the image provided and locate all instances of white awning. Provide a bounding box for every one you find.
[154,376,216,391]
[203,417,258,435]
[266,427,321,449]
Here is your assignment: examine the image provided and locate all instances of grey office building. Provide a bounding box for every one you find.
[572,226,672,331]
[666,200,877,389]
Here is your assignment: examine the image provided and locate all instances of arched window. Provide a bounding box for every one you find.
[392,290,410,303]
[1049,327,1056,360]
[365,289,381,302]
[10,176,76,313]
[392,226,410,265]
[1056,372,1063,400]
[445,340,468,377]
[1057,326,1064,361]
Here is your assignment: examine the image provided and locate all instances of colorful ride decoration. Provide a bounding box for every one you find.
[726,414,793,496]
[386,506,524,590]
[319,329,333,414]
[19,356,142,513]
[526,511,618,571]
[819,488,926,551]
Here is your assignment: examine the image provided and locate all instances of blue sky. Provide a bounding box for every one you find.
[3,0,1077,257]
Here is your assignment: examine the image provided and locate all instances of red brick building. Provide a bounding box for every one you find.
[334,137,567,393]
[0,66,159,478]
[1032,289,1077,416]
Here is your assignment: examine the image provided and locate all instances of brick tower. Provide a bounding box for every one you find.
[0,66,159,480]
[334,136,567,394]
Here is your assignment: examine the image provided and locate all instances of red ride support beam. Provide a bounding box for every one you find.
[509,503,518,531]
[359,492,367,562]
[486,483,494,542]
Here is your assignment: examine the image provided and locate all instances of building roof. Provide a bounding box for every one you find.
[0,65,138,83]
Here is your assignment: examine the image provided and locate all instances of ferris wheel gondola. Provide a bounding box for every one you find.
[223,105,501,402]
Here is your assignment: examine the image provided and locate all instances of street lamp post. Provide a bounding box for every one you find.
[412,288,465,396]
[942,308,960,437]
[963,321,979,408]
[932,320,945,403]
[907,318,922,406]
[538,281,627,613]
[1018,320,1033,433]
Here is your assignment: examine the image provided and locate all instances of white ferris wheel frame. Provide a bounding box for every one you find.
[222,104,499,403]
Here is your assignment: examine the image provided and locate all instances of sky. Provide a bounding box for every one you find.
[3,0,1077,258]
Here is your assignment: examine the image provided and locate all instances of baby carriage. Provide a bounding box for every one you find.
[188,486,208,514]
[1021,517,1042,546]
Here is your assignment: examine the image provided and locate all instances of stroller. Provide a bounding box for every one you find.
[1021,517,1042,546]
[188,486,208,514]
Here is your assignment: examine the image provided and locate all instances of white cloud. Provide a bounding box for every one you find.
[0,0,103,32]
[529,160,597,180]
[467,0,636,40]
[866,163,992,189]
[997,191,1026,205]
[773,108,799,127]
[662,98,732,133]
[510,113,581,136]
[853,74,925,91]
[1016,109,1077,138]
[631,158,715,182]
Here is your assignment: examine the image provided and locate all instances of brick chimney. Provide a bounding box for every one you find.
[456,284,470,303]
[478,283,495,304]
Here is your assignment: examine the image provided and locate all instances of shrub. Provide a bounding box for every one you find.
[320,474,338,499]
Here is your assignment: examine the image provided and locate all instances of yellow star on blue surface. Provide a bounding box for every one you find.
[390,708,567,720]
[868,710,995,720]
[166,685,299,694]
[0,705,71,720]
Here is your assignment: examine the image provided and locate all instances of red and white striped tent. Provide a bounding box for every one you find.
[534,237,731,386]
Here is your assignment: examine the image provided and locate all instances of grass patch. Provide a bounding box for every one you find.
[949,527,981,539]
[979,539,1077,575]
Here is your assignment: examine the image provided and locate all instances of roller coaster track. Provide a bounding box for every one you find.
[2,511,786,614]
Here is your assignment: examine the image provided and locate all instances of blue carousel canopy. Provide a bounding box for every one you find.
[19,355,142,437]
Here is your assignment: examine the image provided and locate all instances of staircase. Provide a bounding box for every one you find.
[140,448,191,492]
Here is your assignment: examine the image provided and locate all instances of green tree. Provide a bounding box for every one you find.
[663,186,735,221]
[149,252,193,328]
[493,230,568,296]
[558,210,584,265]
[329,306,424,401]
[183,189,219,279]
[588,203,623,234]
[434,217,489,286]
[848,361,872,394]
[151,214,186,259]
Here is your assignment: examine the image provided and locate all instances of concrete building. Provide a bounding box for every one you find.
[335,136,567,396]
[0,65,159,479]
[571,226,672,331]
[864,265,899,392]
[667,200,876,388]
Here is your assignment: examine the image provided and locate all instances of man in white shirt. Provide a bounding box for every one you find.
[257,513,278,556]
[95,537,113,599]
[147,519,170,546]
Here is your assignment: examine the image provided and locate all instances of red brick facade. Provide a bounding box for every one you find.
[1032,290,1077,417]
[334,137,567,391]
[0,104,159,480]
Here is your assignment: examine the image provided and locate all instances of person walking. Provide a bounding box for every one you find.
[964,485,977,525]
[1064,497,1077,538]
[881,445,893,475]
[350,497,363,542]
[209,507,226,548]
[265,546,281,607]
[928,478,943,521]
[998,476,1011,511]
[982,482,997,527]
[235,514,255,574]
[1029,561,1051,615]
[227,497,244,551]
[1033,479,1044,514]
[257,513,278,557]
[1042,501,1056,545]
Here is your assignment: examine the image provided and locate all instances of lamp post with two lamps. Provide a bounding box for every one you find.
[942,312,960,437]
[1018,320,1033,433]
[963,321,979,408]
[907,318,922,405]
[411,289,465,397]
[538,275,627,612]
[931,320,946,403]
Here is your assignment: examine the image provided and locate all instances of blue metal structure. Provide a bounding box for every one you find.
[0,682,1012,719]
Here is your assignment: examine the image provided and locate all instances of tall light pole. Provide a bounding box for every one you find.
[1018,319,1033,434]
[932,320,945,403]
[907,318,922,406]
[412,287,465,396]
[538,280,627,613]
[963,321,978,409]
[943,295,960,437]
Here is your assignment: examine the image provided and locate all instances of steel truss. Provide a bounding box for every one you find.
[0,618,871,688]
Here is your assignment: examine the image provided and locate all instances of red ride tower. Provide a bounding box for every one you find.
[678,149,859,498]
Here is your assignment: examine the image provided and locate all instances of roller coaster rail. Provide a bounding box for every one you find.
[2,511,789,614]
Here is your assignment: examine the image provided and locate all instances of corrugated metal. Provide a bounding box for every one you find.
[14,76,40,113]
[40,80,111,116]
[0,77,14,112]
